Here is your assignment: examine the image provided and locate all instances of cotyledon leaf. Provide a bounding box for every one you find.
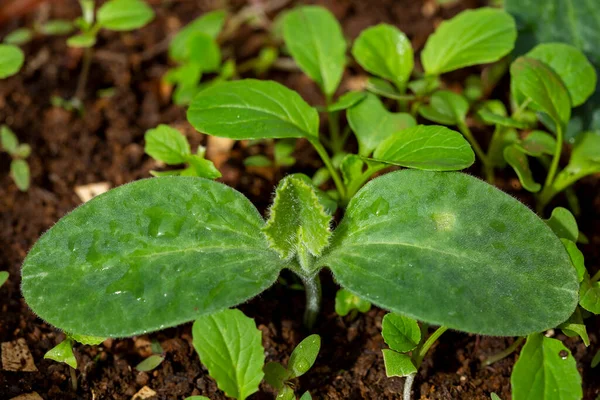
[21,177,285,337]
[318,170,579,336]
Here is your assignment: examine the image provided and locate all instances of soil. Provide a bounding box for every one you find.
[1,0,599,399]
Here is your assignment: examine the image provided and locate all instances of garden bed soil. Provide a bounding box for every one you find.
[1,0,599,399]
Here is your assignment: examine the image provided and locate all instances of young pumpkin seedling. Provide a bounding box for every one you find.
[1,125,31,191]
[334,289,371,319]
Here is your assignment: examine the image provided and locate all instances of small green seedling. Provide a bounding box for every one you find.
[1,125,31,191]
[244,138,296,169]
[3,19,74,46]
[264,334,320,400]
[135,339,164,372]
[334,289,371,318]
[0,44,24,79]
[144,124,220,179]
[0,271,8,287]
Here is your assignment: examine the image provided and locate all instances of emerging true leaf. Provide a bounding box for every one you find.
[0,44,24,79]
[188,79,319,140]
[334,288,371,317]
[21,177,284,337]
[503,145,541,192]
[145,125,191,164]
[418,90,469,126]
[97,0,155,31]
[287,334,321,379]
[193,309,265,400]
[421,8,516,75]
[319,170,579,336]
[381,313,420,352]
[382,350,417,377]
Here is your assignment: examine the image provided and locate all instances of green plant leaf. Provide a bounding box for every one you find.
[491,394,502,400]
[145,124,191,164]
[11,159,30,191]
[21,177,284,337]
[418,90,469,125]
[510,57,571,128]
[299,392,312,400]
[15,144,31,158]
[0,271,8,287]
[0,44,24,79]
[244,155,272,167]
[545,207,578,242]
[69,334,105,345]
[135,354,164,371]
[477,109,529,129]
[327,91,366,112]
[277,385,295,400]
[334,288,371,316]
[559,307,589,346]
[515,130,556,157]
[185,155,221,180]
[503,145,541,192]
[288,334,320,379]
[557,131,600,183]
[4,28,34,45]
[264,362,289,390]
[187,33,221,73]
[169,10,226,62]
[193,309,264,400]
[382,350,417,377]
[97,0,155,31]
[561,239,585,283]
[263,174,331,273]
[372,125,475,171]
[282,6,346,97]
[38,20,75,35]
[274,139,296,167]
[526,43,597,107]
[347,93,416,156]
[1,125,19,154]
[366,77,406,100]
[164,63,202,86]
[352,24,413,90]
[592,350,600,368]
[188,79,319,140]
[319,170,579,336]
[67,33,96,48]
[381,313,420,352]
[421,8,516,75]
[579,272,600,314]
[511,333,582,400]
[44,339,77,369]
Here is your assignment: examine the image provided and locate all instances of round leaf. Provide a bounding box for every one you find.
[97,0,155,31]
[21,177,284,337]
[319,170,579,336]
[0,44,24,79]
[381,313,421,352]
[144,124,191,164]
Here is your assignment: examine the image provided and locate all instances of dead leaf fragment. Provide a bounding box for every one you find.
[206,136,235,168]
[10,393,43,400]
[2,338,37,372]
[131,386,157,400]
[75,182,110,203]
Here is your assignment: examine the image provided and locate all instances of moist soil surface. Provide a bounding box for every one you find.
[1,0,599,399]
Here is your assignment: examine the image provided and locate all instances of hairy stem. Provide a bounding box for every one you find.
[74,47,93,102]
[482,337,525,366]
[457,121,494,184]
[301,274,322,329]
[403,373,416,400]
[310,139,346,199]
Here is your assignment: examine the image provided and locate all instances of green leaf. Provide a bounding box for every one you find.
[67,33,96,48]
[21,177,284,337]
[193,309,264,400]
[169,10,226,62]
[0,271,9,287]
[511,333,582,400]
[282,6,346,96]
[382,350,417,377]
[11,159,30,191]
[327,91,366,112]
[277,385,295,400]
[579,272,600,314]
[515,130,556,157]
[69,334,105,345]
[545,207,579,242]
[15,144,31,158]
[477,109,529,129]
[491,394,502,400]
[0,44,24,79]
[288,334,320,378]
[352,24,413,90]
[299,392,312,400]
[38,20,75,35]
[592,350,600,368]
[97,0,155,31]
[347,93,416,156]
[366,77,406,100]
[185,154,221,180]
[381,313,420,352]
[561,239,585,283]
[1,125,19,154]
[408,76,440,96]
[372,125,475,171]
[418,90,469,125]
[526,43,597,107]
[263,174,331,272]
[319,170,579,336]
[187,33,221,73]
[510,57,571,128]
[244,155,272,167]
[334,288,371,317]
[558,131,600,180]
[44,339,77,368]
[4,28,34,45]
[188,79,319,140]
[559,307,589,346]
[421,8,516,75]
[503,145,541,192]
[264,362,289,390]
[274,139,296,167]
[144,125,191,164]
[164,63,202,86]
[135,354,164,371]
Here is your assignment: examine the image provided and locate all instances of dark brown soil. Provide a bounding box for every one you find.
[1,0,599,399]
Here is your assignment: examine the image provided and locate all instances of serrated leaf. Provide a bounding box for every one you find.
[418,90,469,125]
[503,145,541,192]
[193,309,265,400]
[319,170,579,336]
[0,271,8,287]
[421,8,516,75]
[4,28,33,45]
[510,57,571,128]
[169,10,226,62]
[561,239,585,283]
[188,79,319,140]
[477,109,528,129]
[288,334,320,378]
[579,272,600,314]
[381,313,420,352]
[511,333,582,400]
[372,125,475,171]
[327,91,366,112]
[264,362,289,390]
[559,307,589,346]
[263,175,331,271]
[526,43,597,107]
[11,159,30,191]
[21,177,284,337]
[44,339,77,369]
[515,130,556,157]
[545,207,578,242]
[39,20,75,35]
[334,288,371,316]
[347,93,416,156]
[97,0,154,31]
[135,354,164,371]
[352,24,413,89]
[145,125,191,164]
[283,6,346,97]
[382,350,417,377]
[0,44,24,78]
[1,125,19,154]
